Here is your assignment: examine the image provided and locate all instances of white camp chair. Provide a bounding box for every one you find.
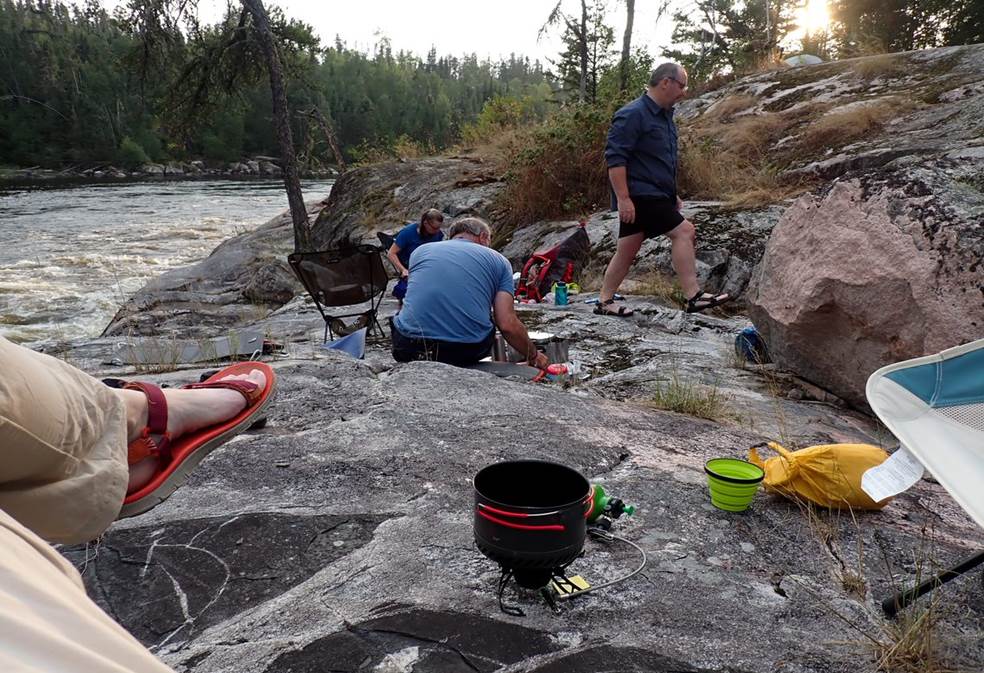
[866,337,984,617]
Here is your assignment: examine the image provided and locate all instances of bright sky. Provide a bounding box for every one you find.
[73,0,832,63]
[81,0,680,64]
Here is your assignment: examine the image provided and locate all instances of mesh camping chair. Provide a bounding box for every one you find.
[866,338,984,617]
[288,244,388,342]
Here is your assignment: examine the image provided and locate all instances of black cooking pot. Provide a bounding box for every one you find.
[474,460,592,588]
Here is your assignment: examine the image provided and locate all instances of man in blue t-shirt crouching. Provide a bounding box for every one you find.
[390,217,550,370]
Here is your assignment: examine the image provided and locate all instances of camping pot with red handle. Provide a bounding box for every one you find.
[474,460,592,588]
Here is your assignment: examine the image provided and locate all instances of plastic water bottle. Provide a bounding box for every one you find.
[554,282,568,306]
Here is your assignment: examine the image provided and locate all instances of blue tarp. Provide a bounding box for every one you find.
[322,327,367,359]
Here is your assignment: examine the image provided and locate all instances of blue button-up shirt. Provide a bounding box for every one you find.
[605,94,678,207]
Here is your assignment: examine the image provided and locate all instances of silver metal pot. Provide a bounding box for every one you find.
[493,331,569,364]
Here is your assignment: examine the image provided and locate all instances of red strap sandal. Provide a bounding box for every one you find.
[124,381,172,465]
[119,362,276,520]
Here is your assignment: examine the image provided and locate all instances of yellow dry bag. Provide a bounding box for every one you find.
[747,441,891,510]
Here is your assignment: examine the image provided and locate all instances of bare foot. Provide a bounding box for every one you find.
[119,369,267,493]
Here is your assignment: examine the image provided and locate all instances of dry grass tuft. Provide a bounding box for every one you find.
[798,99,908,153]
[705,94,759,121]
[351,134,434,166]
[677,100,833,205]
[455,127,527,165]
[718,113,792,159]
[840,569,868,601]
[851,53,906,80]
[728,169,813,208]
[789,499,957,673]
[678,127,814,206]
[626,270,687,306]
[874,598,949,673]
[576,259,608,293]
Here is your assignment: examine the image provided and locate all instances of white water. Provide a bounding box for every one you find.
[0,179,333,345]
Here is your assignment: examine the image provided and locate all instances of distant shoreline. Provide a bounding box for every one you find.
[0,171,337,190]
[0,159,338,188]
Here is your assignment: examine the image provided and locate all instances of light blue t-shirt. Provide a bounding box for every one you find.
[393,221,444,267]
[394,239,515,343]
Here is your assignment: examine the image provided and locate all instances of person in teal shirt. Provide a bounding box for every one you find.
[385,208,445,305]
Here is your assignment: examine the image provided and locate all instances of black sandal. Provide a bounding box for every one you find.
[593,298,634,317]
[686,290,733,314]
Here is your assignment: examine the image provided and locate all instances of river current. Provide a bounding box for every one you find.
[0,179,333,345]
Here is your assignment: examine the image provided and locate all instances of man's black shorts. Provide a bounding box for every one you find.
[389,317,494,367]
[618,196,684,239]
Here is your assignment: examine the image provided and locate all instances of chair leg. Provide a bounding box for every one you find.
[367,311,384,338]
[881,549,984,618]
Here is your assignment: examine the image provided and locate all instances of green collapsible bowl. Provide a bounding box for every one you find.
[704,458,765,512]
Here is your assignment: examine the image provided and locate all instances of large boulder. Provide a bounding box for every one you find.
[101,198,330,337]
[311,157,504,248]
[747,158,984,408]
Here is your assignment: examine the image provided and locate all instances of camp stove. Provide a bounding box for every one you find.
[473,460,592,614]
[474,461,646,615]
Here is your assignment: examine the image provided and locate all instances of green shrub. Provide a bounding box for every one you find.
[203,132,239,162]
[643,371,733,422]
[348,134,435,166]
[131,127,164,162]
[460,95,535,146]
[117,136,149,167]
[496,102,615,233]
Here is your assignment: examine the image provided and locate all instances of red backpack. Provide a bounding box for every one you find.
[515,222,590,301]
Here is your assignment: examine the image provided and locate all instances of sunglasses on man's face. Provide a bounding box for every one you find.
[667,77,688,91]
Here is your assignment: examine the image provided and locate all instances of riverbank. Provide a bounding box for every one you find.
[0,158,338,186]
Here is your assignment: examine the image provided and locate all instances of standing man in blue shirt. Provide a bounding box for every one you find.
[391,217,550,369]
[596,62,732,317]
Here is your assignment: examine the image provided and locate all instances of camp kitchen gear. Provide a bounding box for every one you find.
[492,331,569,364]
[475,464,648,616]
[586,484,636,529]
[474,460,591,590]
[554,282,568,306]
[704,458,765,512]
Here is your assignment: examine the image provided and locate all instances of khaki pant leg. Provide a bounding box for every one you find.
[0,336,128,543]
[0,509,175,673]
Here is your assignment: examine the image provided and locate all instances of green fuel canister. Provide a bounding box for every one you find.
[587,484,636,523]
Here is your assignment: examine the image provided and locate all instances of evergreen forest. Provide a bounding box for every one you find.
[0,0,554,169]
[2,0,981,171]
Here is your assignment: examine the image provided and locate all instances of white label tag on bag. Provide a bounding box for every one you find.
[861,445,925,502]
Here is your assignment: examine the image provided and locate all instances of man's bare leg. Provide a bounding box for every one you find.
[599,232,645,305]
[666,219,730,310]
[666,219,700,298]
[116,370,267,492]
